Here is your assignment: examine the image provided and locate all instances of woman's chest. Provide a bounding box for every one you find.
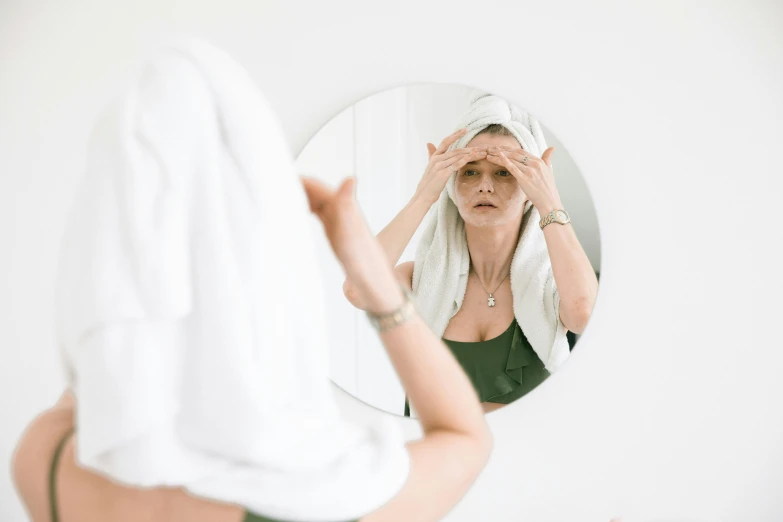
[443,281,514,342]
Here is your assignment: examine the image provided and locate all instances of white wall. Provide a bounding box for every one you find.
[1,2,782,522]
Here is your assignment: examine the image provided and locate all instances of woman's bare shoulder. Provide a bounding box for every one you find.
[11,392,75,522]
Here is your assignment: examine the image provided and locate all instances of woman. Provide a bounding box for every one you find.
[11,41,492,522]
[343,94,599,415]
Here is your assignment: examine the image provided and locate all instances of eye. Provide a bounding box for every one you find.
[496,170,510,177]
[464,170,478,177]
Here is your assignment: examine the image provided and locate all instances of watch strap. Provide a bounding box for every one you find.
[539,209,570,229]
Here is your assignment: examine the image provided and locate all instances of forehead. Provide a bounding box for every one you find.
[466,133,522,150]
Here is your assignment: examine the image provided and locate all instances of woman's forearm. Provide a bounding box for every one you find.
[542,222,598,334]
[386,316,489,439]
[357,274,492,522]
[362,282,489,442]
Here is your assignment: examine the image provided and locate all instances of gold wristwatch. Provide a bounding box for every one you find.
[539,209,571,229]
[366,285,416,333]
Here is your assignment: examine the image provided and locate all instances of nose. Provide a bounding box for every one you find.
[478,173,494,193]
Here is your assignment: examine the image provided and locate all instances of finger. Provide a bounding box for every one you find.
[486,151,526,179]
[487,145,522,153]
[434,147,486,164]
[426,143,437,158]
[485,153,508,167]
[434,128,468,155]
[491,148,543,169]
[489,146,533,160]
[337,176,357,201]
[448,151,488,172]
[300,176,335,212]
[435,149,487,172]
[433,150,480,170]
[541,146,555,167]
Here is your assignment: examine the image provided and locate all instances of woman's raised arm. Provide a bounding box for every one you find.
[302,176,493,522]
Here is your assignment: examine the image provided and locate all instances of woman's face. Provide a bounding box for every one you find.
[453,133,527,228]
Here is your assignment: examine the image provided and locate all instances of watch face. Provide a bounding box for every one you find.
[556,210,568,222]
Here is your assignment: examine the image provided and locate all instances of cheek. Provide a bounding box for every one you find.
[453,178,473,208]
[497,178,526,202]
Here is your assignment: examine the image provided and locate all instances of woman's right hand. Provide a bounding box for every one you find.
[413,128,488,206]
[301,176,404,314]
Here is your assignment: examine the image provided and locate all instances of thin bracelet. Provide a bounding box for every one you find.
[365,285,416,333]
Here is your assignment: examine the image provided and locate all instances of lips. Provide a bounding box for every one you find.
[474,202,496,208]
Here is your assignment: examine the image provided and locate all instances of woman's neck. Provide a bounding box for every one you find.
[465,219,521,290]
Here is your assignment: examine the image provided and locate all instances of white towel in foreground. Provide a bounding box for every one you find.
[56,39,409,522]
[412,92,570,373]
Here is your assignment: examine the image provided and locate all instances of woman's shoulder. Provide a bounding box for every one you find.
[11,392,75,521]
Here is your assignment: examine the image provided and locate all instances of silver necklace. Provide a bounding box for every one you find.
[473,270,510,307]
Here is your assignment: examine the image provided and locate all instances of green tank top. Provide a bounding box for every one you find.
[404,318,550,416]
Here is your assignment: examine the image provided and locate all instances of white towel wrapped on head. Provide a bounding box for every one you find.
[56,39,409,522]
[412,92,570,373]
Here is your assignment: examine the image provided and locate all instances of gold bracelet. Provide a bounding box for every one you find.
[366,285,416,333]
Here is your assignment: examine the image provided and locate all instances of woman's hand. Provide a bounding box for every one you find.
[486,146,563,215]
[301,176,404,314]
[414,128,488,206]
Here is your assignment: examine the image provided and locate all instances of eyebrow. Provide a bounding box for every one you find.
[463,163,511,171]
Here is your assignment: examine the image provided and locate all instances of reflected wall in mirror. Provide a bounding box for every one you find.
[297,84,601,417]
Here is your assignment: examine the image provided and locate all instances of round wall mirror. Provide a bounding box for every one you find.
[296,84,601,417]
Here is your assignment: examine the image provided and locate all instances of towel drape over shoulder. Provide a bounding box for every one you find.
[56,39,409,522]
[412,92,570,373]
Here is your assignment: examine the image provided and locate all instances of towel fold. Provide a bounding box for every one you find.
[412,92,570,374]
[56,39,408,522]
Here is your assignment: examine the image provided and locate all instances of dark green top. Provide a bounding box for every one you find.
[49,429,73,522]
[404,318,550,416]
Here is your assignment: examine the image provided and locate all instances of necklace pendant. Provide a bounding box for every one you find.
[488,294,495,307]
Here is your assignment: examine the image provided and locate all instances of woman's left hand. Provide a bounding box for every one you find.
[486,146,563,215]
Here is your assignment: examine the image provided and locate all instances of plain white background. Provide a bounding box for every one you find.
[1,1,781,521]
[296,83,601,415]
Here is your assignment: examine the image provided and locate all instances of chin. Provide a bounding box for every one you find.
[462,211,513,228]
[466,217,501,228]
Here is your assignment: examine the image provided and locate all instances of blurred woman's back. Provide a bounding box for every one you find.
[12,40,492,522]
